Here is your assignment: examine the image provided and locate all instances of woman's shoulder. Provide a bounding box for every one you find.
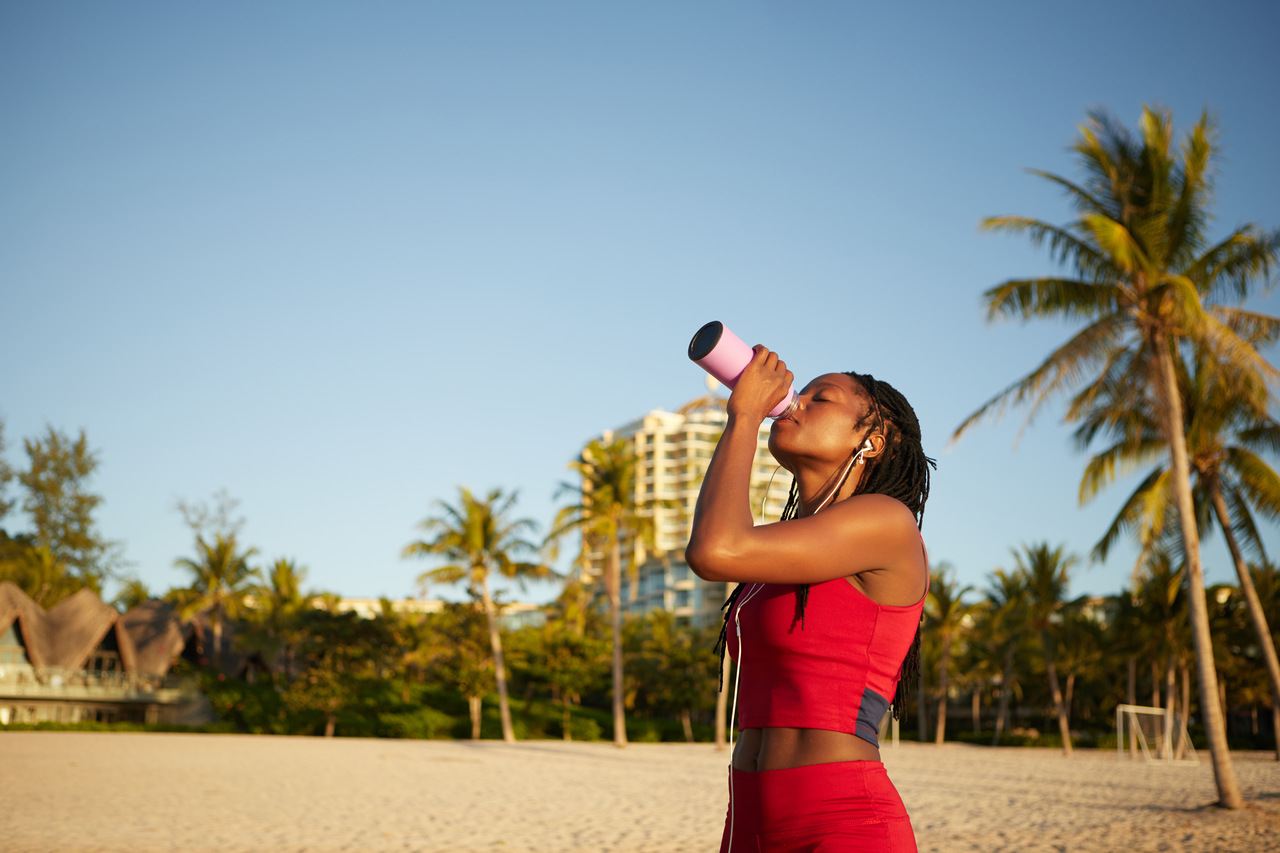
[827,493,919,532]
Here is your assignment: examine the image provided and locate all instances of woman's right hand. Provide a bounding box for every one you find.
[727,345,794,422]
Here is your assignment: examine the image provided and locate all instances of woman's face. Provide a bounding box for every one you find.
[768,373,877,471]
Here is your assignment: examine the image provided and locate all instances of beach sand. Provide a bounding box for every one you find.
[3,732,1278,852]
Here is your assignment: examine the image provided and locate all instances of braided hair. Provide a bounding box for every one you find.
[714,371,935,721]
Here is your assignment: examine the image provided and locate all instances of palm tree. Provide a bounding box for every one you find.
[402,486,552,744]
[984,567,1030,744]
[925,563,974,744]
[1014,543,1077,755]
[954,107,1277,806]
[111,576,152,612]
[1131,548,1192,758]
[1055,608,1106,732]
[548,436,655,748]
[172,534,260,671]
[1078,341,1280,760]
[247,558,315,680]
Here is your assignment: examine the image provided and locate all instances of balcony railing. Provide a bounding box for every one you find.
[0,667,190,702]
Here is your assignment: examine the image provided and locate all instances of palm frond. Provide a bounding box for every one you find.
[1025,169,1110,218]
[1080,214,1148,274]
[1227,447,1280,522]
[980,217,1115,282]
[952,313,1125,442]
[1209,305,1280,350]
[1188,225,1279,304]
[1089,468,1167,562]
[1077,437,1165,504]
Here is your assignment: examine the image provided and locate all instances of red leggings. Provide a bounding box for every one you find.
[720,761,917,852]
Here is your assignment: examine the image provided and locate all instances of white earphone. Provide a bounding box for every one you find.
[853,437,874,465]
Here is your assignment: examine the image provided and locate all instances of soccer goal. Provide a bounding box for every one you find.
[1115,704,1199,764]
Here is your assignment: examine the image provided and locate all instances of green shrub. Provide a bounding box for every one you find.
[379,706,455,740]
[567,715,601,741]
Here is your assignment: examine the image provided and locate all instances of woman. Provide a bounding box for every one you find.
[686,345,932,852]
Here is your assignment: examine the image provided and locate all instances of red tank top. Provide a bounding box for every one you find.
[726,575,925,746]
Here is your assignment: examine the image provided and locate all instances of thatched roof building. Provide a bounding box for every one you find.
[0,582,207,726]
[0,581,183,675]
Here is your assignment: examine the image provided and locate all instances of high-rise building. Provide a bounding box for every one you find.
[579,398,790,628]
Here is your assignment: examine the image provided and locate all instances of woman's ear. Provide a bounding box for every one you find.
[861,432,887,460]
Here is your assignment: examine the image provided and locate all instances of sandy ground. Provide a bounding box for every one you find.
[3,733,1279,852]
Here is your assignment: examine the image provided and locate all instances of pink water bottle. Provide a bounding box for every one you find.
[687,321,798,419]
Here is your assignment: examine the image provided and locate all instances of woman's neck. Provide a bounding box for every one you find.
[795,454,863,517]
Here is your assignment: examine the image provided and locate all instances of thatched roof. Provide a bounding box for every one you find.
[121,600,186,677]
[0,582,186,675]
[181,613,254,677]
[0,581,48,667]
[43,589,129,670]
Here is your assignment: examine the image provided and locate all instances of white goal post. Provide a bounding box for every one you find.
[1115,704,1199,764]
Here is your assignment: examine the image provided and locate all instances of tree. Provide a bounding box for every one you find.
[171,534,261,671]
[244,558,315,680]
[954,107,1278,806]
[17,426,118,593]
[537,616,609,740]
[402,486,552,744]
[633,610,719,742]
[984,567,1030,744]
[284,607,395,737]
[1078,338,1280,759]
[1131,549,1193,757]
[925,563,974,744]
[175,489,245,543]
[1016,543,1077,755]
[549,436,656,748]
[430,601,497,739]
[112,576,153,612]
[0,536,80,607]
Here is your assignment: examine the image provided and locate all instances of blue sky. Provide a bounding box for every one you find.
[2,1,1278,606]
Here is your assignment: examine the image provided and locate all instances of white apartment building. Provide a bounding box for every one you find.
[587,398,791,628]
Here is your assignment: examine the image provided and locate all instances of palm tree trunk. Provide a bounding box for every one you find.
[1065,672,1076,723]
[1176,659,1192,760]
[934,634,951,744]
[918,655,928,743]
[212,612,223,673]
[972,689,981,733]
[468,695,482,739]
[681,709,694,743]
[993,647,1013,746]
[609,539,627,747]
[1164,653,1177,760]
[1208,481,1280,761]
[1042,636,1072,756]
[1128,656,1138,758]
[479,578,516,744]
[1155,338,1243,806]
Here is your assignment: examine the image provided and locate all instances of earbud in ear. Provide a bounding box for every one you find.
[853,438,874,466]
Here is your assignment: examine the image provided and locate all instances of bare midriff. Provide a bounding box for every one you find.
[731,727,880,772]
